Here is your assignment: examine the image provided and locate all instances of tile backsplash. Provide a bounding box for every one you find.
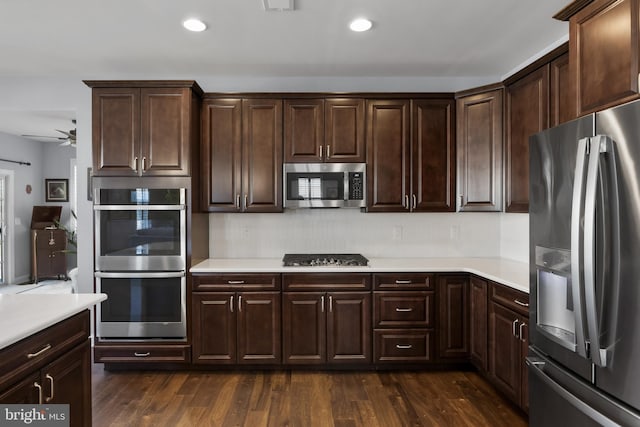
[208,210,529,263]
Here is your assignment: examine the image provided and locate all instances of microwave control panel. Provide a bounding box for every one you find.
[349,172,364,200]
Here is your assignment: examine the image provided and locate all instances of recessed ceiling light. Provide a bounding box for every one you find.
[349,18,372,32]
[183,18,207,32]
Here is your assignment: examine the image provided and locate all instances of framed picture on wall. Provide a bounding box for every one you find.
[45,178,69,202]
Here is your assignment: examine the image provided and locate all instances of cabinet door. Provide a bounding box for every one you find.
[437,275,469,359]
[520,319,529,412]
[366,99,411,212]
[237,292,281,365]
[489,302,521,405]
[325,98,366,162]
[201,98,243,211]
[0,372,40,403]
[506,66,549,213]
[91,87,140,176]
[327,292,372,364]
[412,99,455,212]
[550,52,575,126]
[242,99,283,212]
[571,0,640,115]
[192,293,236,364]
[140,87,190,176]
[469,277,488,371]
[44,341,91,427]
[284,99,324,162]
[456,87,503,212]
[282,292,326,364]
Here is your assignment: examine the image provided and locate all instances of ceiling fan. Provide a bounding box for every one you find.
[22,119,76,146]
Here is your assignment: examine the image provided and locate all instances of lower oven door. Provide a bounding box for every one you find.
[95,271,186,339]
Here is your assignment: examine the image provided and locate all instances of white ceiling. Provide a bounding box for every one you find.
[0,0,569,142]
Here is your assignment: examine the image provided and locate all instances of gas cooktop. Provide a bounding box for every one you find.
[282,253,369,267]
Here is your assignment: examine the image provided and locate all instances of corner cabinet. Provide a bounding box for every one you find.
[366,97,455,212]
[569,0,640,115]
[86,81,202,177]
[201,97,283,212]
[456,85,504,212]
[436,275,470,360]
[0,311,92,427]
[284,98,366,163]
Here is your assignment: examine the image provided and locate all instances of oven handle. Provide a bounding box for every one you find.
[94,204,185,211]
[95,271,185,279]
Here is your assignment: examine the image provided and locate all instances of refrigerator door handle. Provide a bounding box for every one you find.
[570,137,590,358]
[527,356,622,427]
[583,136,612,367]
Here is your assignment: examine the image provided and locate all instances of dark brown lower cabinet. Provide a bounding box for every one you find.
[469,276,488,371]
[283,292,371,365]
[488,283,529,411]
[192,292,281,364]
[0,311,92,427]
[437,275,470,360]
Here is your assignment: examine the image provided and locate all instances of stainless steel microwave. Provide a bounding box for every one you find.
[283,163,366,208]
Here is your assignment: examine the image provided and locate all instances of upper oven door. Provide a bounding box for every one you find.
[94,185,186,271]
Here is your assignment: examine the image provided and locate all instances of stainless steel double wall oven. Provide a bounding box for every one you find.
[93,177,189,340]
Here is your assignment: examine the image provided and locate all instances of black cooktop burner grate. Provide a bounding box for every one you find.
[282,253,369,267]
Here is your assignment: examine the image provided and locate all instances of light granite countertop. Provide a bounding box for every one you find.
[0,293,107,350]
[191,257,529,293]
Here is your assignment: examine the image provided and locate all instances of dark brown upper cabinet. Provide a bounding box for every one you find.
[549,50,575,126]
[456,85,504,212]
[284,98,365,163]
[87,81,201,177]
[366,97,455,213]
[201,97,283,212]
[505,66,549,213]
[569,0,640,115]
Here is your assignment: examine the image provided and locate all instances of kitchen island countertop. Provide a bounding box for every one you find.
[0,293,107,350]
[191,257,529,293]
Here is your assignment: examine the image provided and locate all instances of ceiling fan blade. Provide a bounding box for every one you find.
[55,129,76,139]
[22,134,66,140]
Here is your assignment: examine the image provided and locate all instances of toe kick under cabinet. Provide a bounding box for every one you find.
[373,273,435,364]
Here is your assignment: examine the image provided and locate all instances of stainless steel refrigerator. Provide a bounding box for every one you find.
[529,99,640,426]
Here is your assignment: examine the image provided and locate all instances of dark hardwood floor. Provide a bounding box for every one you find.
[92,364,528,427]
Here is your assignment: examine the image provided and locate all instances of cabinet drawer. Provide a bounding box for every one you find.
[374,330,433,363]
[94,344,191,363]
[373,273,434,290]
[283,273,371,291]
[0,311,89,388]
[490,282,529,316]
[374,292,434,328]
[192,274,281,291]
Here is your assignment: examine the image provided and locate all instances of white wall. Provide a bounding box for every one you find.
[209,210,529,262]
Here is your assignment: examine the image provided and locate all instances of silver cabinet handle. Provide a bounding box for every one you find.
[230,295,234,312]
[45,374,54,402]
[319,145,323,158]
[236,194,240,209]
[395,280,412,285]
[27,344,52,359]
[514,299,529,307]
[134,156,139,173]
[34,382,43,404]
[141,156,147,172]
[134,352,150,357]
[329,295,333,312]
[395,307,413,312]
[512,319,519,338]
[519,322,527,343]
[321,295,325,313]
[404,195,409,210]
[396,344,413,349]
[244,194,248,210]
[326,145,331,158]
[238,295,242,312]
[412,194,417,210]
[228,280,245,285]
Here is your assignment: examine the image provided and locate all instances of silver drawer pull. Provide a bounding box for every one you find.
[45,374,54,402]
[514,299,529,307]
[395,308,413,312]
[228,280,245,285]
[134,352,151,357]
[395,280,412,285]
[396,344,413,350]
[34,382,43,404]
[27,344,52,359]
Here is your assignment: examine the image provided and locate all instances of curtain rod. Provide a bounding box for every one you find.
[0,157,31,166]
